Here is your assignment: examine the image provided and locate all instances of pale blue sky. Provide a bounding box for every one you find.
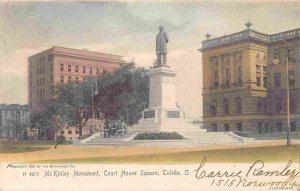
[0,1,300,118]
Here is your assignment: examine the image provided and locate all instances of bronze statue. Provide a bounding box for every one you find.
[156,25,169,66]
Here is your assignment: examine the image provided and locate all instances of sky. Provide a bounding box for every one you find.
[0,1,300,119]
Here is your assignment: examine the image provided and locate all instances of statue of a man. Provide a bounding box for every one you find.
[156,25,169,66]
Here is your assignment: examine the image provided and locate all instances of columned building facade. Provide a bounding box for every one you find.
[201,23,300,133]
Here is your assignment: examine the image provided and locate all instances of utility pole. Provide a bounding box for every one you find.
[279,39,291,146]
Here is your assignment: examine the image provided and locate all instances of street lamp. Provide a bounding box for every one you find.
[91,78,98,134]
[278,39,291,146]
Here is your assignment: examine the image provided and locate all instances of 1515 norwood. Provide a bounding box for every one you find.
[194,157,300,188]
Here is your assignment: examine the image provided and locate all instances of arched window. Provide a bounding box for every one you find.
[276,102,282,114]
[223,98,229,115]
[210,100,217,116]
[290,100,295,114]
[236,97,242,114]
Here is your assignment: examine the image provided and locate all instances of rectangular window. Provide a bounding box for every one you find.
[68,76,71,83]
[276,122,283,132]
[238,66,243,84]
[263,66,267,73]
[60,64,64,71]
[224,124,229,132]
[90,67,93,75]
[96,68,100,75]
[256,76,261,87]
[256,65,261,72]
[68,65,71,72]
[225,68,231,87]
[60,76,64,83]
[236,123,242,131]
[37,80,39,87]
[274,73,281,87]
[68,131,72,134]
[43,78,45,85]
[75,65,79,73]
[289,71,295,86]
[83,66,86,73]
[263,75,267,88]
[214,70,219,87]
[212,124,217,132]
[291,122,296,132]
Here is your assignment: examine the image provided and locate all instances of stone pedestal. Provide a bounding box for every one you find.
[133,66,185,132]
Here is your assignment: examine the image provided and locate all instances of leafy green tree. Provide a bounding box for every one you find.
[52,81,94,137]
[95,63,149,125]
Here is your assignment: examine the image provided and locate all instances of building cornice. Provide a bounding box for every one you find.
[200,28,300,51]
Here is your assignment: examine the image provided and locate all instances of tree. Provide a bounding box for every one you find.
[95,63,149,125]
[52,81,94,137]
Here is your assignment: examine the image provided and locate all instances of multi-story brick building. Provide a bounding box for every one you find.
[0,104,29,139]
[200,22,300,133]
[28,46,124,111]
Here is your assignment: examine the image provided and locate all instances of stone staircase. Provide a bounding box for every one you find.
[78,123,253,146]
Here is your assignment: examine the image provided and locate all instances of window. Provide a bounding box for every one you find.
[224,124,229,132]
[263,66,267,73]
[238,66,242,84]
[223,98,229,115]
[264,123,269,133]
[75,65,79,73]
[83,66,86,73]
[263,75,267,88]
[68,131,72,134]
[213,70,219,87]
[43,78,45,85]
[291,122,296,132]
[236,97,242,114]
[258,122,262,134]
[103,69,108,74]
[276,122,283,132]
[68,76,71,83]
[290,100,295,114]
[60,76,64,83]
[256,76,261,87]
[60,131,64,134]
[210,100,217,116]
[76,131,79,134]
[48,54,53,61]
[236,123,242,131]
[276,102,282,114]
[274,73,281,87]
[212,124,217,132]
[60,64,64,71]
[257,102,261,114]
[289,71,295,86]
[256,65,261,72]
[68,65,71,72]
[225,68,231,87]
[90,67,93,75]
[96,68,100,75]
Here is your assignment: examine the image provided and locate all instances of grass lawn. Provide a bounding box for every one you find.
[0,140,52,153]
[37,144,300,163]
[1,140,300,163]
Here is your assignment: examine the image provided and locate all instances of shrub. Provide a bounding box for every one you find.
[133,132,184,140]
[56,135,66,145]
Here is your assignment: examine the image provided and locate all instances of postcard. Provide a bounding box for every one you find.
[0,0,300,191]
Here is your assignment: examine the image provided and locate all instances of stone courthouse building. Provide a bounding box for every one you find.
[200,22,300,133]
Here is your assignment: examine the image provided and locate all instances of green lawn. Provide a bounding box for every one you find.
[36,145,300,164]
[0,140,53,153]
